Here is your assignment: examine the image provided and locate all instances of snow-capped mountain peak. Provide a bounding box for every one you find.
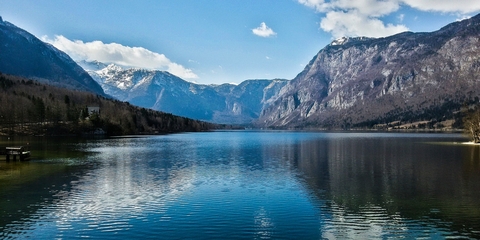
[101,63,125,73]
[77,60,109,71]
[330,36,374,46]
[78,60,289,124]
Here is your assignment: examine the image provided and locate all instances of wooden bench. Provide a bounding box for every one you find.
[2,146,31,161]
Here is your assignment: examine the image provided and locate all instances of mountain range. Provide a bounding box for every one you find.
[2,14,480,128]
[78,60,288,124]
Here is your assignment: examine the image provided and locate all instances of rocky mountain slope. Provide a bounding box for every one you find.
[80,62,288,124]
[0,17,105,96]
[258,14,480,128]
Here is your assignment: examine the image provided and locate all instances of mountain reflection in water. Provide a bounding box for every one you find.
[0,132,479,239]
[290,133,480,238]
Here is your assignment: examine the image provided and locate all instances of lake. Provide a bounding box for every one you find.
[1,131,480,239]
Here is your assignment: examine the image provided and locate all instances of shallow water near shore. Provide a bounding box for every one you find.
[1,131,480,239]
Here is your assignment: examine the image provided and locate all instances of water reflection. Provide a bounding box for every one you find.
[1,132,480,239]
[0,133,320,239]
[288,133,480,238]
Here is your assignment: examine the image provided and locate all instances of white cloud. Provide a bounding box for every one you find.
[401,0,480,13]
[297,0,328,12]
[320,10,408,38]
[41,35,198,79]
[298,0,480,38]
[252,22,277,37]
[329,0,400,17]
[298,0,406,38]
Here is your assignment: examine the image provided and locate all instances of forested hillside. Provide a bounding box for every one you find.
[0,73,217,136]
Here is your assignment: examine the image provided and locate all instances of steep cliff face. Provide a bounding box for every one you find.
[259,15,480,128]
[212,79,289,124]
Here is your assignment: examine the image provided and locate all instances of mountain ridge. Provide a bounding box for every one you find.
[0,16,105,96]
[81,62,288,124]
[258,14,480,128]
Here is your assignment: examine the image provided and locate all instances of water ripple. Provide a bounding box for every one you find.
[1,132,480,239]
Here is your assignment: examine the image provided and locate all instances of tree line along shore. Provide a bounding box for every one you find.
[1,72,479,142]
[0,73,221,136]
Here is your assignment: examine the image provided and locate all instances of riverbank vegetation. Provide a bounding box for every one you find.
[0,73,218,136]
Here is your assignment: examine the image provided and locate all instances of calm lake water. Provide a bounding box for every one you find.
[1,131,480,239]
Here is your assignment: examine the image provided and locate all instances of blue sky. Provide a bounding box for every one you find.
[1,0,479,84]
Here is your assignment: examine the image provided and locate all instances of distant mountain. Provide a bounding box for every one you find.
[0,16,105,95]
[258,14,480,128]
[83,62,288,124]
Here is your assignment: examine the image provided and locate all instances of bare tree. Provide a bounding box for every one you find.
[464,109,480,143]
